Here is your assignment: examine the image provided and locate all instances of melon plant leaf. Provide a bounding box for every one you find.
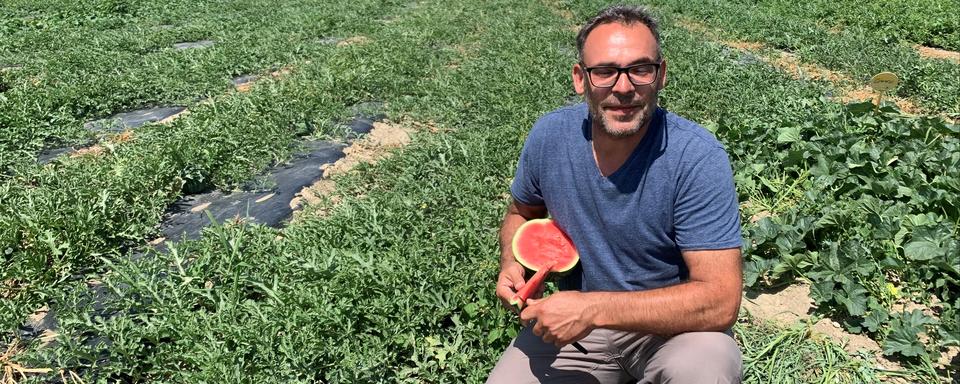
[904,309,938,328]
[884,323,925,357]
[486,328,502,345]
[753,217,780,242]
[838,281,869,316]
[903,225,952,261]
[863,310,889,333]
[809,155,832,178]
[809,279,835,305]
[463,303,478,318]
[845,101,875,116]
[743,259,762,287]
[838,241,876,277]
[936,121,959,134]
[940,324,960,347]
[903,239,943,261]
[883,309,936,357]
[776,126,802,143]
[806,246,847,285]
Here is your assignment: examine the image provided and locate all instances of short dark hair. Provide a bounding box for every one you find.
[575,5,662,62]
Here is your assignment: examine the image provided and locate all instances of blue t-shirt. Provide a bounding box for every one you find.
[510,103,742,292]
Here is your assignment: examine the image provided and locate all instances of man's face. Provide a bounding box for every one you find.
[573,22,666,138]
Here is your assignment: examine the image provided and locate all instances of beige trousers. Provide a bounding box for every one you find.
[486,327,741,384]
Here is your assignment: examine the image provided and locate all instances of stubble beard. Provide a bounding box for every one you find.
[587,99,654,139]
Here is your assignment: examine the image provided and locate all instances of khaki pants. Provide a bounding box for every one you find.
[486,327,741,384]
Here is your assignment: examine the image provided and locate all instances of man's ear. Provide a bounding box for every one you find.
[656,58,668,91]
[572,62,585,95]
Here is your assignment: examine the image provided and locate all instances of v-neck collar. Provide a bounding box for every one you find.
[584,108,664,182]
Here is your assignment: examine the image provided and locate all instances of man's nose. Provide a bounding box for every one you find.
[611,72,635,94]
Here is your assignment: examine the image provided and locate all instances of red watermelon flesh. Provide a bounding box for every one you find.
[509,219,579,307]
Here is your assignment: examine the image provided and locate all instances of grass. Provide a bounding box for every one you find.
[737,318,879,384]
[2,0,955,382]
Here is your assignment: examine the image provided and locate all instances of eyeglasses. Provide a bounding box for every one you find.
[580,61,662,88]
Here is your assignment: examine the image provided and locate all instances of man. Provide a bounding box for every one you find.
[487,5,743,384]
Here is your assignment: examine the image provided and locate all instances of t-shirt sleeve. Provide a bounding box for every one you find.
[510,125,545,207]
[673,147,743,250]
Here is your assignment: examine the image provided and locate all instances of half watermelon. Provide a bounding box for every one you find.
[509,218,579,307]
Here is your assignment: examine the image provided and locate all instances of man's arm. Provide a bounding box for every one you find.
[521,248,742,346]
[495,199,548,310]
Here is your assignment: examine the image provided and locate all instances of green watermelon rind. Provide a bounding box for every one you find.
[511,218,579,273]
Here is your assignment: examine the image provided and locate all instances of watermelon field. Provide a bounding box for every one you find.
[1,0,958,382]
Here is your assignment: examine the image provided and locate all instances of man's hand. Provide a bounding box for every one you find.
[495,261,546,313]
[519,291,595,347]
[496,199,548,313]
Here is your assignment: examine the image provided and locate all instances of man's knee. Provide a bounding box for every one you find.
[645,332,741,384]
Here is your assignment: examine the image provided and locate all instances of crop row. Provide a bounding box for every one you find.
[646,0,960,116]
[0,0,454,332]
[0,0,402,170]
[664,0,959,51]
[737,103,959,360]
[0,0,512,341]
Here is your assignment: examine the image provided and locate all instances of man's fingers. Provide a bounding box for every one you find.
[495,263,528,313]
[519,305,537,323]
[495,282,512,298]
[495,286,521,314]
[531,320,545,338]
[508,271,525,291]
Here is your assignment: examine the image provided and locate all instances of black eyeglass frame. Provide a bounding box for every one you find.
[579,61,663,88]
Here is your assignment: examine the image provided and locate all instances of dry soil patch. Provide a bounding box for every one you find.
[724,40,764,51]
[915,45,960,64]
[540,0,574,21]
[337,36,371,47]
[290,121,414,218]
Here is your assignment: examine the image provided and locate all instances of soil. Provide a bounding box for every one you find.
[541,0,574,21]
[236,82,254,93]
[321,121,412,177]
[69,145,105,158]
[768,52,845,83]
[724,40,764,51]
[841,88,879,104]
[676,19,710,35]
[270,65,294,78]
[915,45,960,63]
[336,36,371,47]
[158,109,190,124]
[289,121,413,218]
[65,130,135,160]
